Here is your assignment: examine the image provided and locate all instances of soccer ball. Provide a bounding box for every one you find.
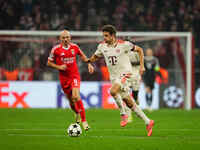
[67,123,82,137]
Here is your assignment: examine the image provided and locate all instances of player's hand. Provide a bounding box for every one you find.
[139,66,145,76]
[88,63,94,74]
[59,64,67,71]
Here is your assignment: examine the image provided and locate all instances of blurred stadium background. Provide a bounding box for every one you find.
[0,0,200,150]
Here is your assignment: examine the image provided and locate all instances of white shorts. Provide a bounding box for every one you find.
[111,73,132,99]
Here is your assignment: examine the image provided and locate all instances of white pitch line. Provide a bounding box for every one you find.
[8,134,65,137]
[0,129,64,131]
[0,128,199,131]
[7,134,168,139]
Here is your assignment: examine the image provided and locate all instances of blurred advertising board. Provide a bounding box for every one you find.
[0,81,160,109]
[0,82,57,108]
[57,82,102,109]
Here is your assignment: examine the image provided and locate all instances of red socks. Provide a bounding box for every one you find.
[76,100,86,122]
[69,101,79,114]
[69,100,86,122]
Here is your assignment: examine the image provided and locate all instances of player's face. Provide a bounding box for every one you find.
[103,32,114,44]
[60,31,71,46]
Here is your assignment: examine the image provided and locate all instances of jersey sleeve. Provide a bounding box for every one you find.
[48,45,58,61]
[94,44,103,57]
[75,44,82,55]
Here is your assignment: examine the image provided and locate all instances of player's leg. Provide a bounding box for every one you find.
[71,88,85,121]
[145,86,152,104]
[62,87,80,114]
[122,93,154,136]
[144,79,155,112]
[71,78,90,130]
[126,77,140,123]
[144,76,155,109]
[62,87,81,124]
[65,88,81,121]
[110,82,128,127]
[132,68,141,105]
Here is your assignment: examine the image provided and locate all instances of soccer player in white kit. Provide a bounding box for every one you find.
[87,25,154,136]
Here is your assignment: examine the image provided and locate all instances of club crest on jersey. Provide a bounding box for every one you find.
[116,49,120,53]
[61,53,65,56]
[71,49,75,55]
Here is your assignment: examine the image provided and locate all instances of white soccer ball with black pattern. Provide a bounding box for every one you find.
[67,123,82,137]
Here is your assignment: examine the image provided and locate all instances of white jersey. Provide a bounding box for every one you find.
[95,40,134,81]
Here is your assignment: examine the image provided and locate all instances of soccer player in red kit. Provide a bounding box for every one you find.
[47,30,94,130]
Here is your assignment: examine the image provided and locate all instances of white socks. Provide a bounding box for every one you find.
[114,94,126,115]
[131,103,150,125]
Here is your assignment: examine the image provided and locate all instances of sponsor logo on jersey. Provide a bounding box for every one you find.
[63,57,74,64]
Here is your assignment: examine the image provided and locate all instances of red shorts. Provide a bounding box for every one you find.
[60,77,80,97]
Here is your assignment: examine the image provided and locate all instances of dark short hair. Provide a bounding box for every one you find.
[102,25,116,36]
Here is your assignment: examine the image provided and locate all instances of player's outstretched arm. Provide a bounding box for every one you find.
[79,51,95,74]
[87,54,99,63]
[134,45,145,75]
[84,54,100,73]
[85,54,100,74]
[47,60,66,71]
[79,51,90,63]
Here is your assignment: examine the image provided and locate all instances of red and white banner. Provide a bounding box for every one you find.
[0,82,57,108]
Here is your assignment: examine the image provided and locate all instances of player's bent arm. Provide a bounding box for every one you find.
[47,60,66,71]
[88,54,99,63]
[134,45,145,69]
[79,51,95,73]
[79,51,89,63]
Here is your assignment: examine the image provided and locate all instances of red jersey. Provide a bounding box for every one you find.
[48,43,83,80]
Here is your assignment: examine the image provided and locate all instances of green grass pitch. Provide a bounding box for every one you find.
[0,108,200,150]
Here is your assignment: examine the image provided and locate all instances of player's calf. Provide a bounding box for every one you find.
[75,113,81,124]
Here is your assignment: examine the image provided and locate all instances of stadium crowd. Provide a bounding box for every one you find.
[0,0,200,87]
[1,0,199,46]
